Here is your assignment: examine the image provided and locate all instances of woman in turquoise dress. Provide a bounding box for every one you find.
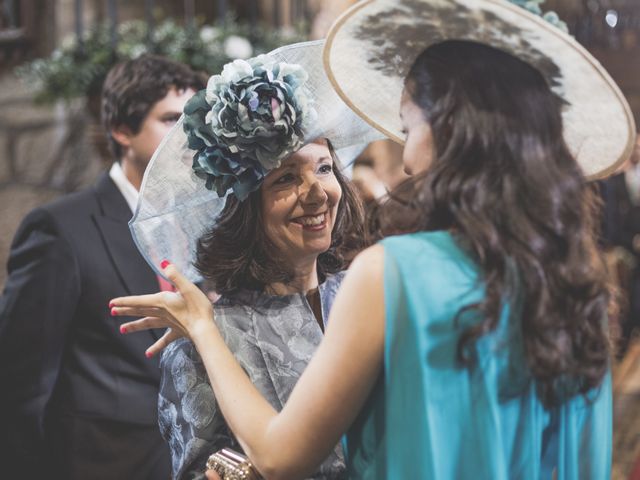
[112,1,636,478]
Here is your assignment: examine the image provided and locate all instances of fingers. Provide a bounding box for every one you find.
[161,260,195,294]
[110,292,166,309]
[112,306,166,319]
[120,316,170,333]
[145,328,185,358]
[205,470,223,480]
[118,319,186,359]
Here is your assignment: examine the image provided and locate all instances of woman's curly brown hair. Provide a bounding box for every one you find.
[378,40,611,407]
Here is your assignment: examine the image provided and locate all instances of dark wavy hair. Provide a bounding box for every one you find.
[195,140,366,295]
[386,40,611,407]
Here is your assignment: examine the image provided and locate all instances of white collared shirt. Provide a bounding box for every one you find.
[109,162,139,214]
[626,163,640,207]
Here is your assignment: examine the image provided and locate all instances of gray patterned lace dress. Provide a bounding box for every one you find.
[158,272,346,480]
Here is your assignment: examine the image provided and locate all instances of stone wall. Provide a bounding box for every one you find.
[0,73,104,288]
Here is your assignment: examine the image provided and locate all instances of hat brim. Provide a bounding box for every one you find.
[323,0,636,179]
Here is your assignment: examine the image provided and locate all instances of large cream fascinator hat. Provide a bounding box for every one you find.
[324,0,636,179]
[130,40,383,282]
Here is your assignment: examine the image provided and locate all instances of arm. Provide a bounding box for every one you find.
[0,208,80,472]
[113,245,385,480]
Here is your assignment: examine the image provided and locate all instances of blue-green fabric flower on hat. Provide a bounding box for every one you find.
[183,55,314,200]
[508,0,569,33]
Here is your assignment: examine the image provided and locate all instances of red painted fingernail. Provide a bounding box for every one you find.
[145,351,153,358]
[160,260,170,269]
[108,301,114,308]
[120,325,127,334]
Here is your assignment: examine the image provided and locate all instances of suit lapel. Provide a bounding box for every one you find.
[92,172,163,341]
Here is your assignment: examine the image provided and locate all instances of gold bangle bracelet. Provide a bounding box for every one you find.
[206,448,262,480]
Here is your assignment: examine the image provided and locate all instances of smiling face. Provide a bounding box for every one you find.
[260,141,342,267]
[400,88,435,175]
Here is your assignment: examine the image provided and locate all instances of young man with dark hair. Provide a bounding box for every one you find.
[0,54,205,480]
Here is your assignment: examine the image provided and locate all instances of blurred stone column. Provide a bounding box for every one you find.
[310,0,358,39]
[260,0,292,27]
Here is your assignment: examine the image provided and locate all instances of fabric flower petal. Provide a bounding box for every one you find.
[183,55,315,198]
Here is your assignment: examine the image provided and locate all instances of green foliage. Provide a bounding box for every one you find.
[17,16,307,104]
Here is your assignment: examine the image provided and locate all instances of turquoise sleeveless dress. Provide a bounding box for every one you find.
[343,231,611,479]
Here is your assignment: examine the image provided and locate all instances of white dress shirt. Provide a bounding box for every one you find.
[109,162,139,214]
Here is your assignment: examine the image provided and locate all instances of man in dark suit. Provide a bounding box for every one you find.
[0,54,205,479]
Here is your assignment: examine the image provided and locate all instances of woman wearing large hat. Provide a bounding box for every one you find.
[113,1,635,478]
[121,40,380,479]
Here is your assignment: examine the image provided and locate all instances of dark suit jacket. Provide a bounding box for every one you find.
[0,172,170,479]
